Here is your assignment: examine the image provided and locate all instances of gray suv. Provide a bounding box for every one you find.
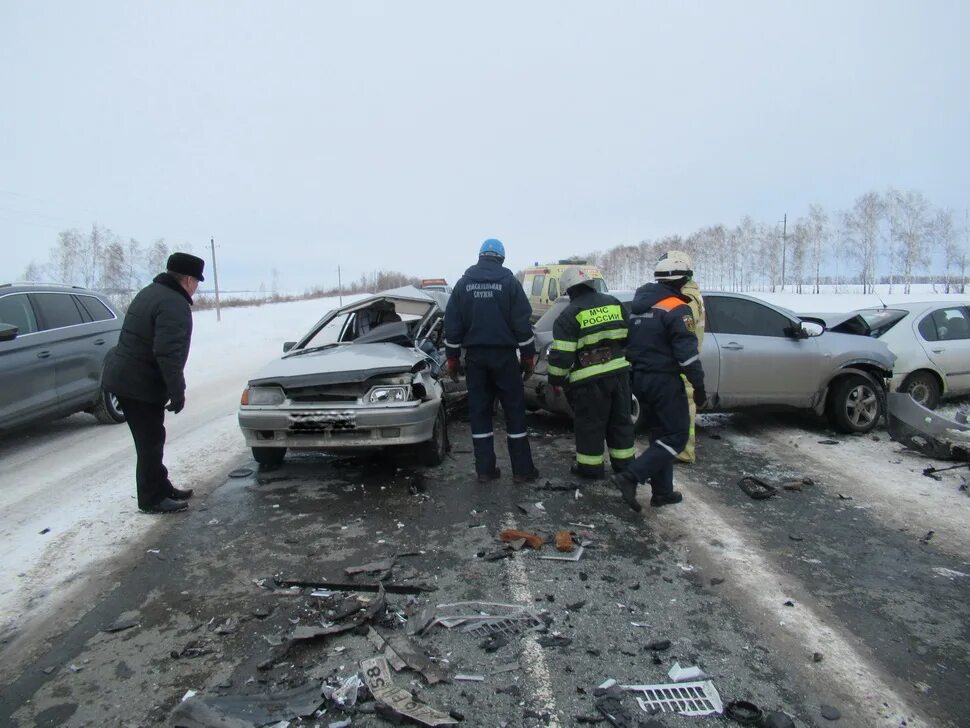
[0,283,126,431]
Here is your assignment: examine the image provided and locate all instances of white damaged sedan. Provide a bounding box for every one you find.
[238,286,454,466]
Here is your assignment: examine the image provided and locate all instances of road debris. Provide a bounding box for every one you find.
[622,679,723,716]
[384,633,449,684]
[454,674,485,682]
[38,527,50,535]
[667,662,707,682]
[536,634,572,648]
[323,674,363,708]
[367,627,407,671]
[738,476,777,500]
[345,556,396,577]
[539,545,585,562]
[645,639,671,652]
[555,530,575,552]
[725,699,763,724]
[360,656,458,726]
[274,576,434,594]
[228,467,254,478]
[594,683,636,728]
[818,439,840,445]
[932,567,968,579]
[425,601,545,638]
[763,711,797,728]
[919,530,935,544]
[102,615,140,633]
[499,529,544,549]
[516,501,546,518]
[170,682,326,726]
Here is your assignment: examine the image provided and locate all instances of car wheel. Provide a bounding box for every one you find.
[92,389,125,424]
[900,371,941,409]
[828,375,882,434]
[417,405,448,466]
[252,447,286,466]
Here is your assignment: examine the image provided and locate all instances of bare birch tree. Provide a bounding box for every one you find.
[804,204,828,293]
[789,219,808,293]
[52,229,85,285]
[145,239,169,278]
[892,189,932,294]
[844,192,883,293]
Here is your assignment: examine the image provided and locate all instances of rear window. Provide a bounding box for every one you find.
[31,292,85,330]
[857,308,907,338]
[76,295,115,322]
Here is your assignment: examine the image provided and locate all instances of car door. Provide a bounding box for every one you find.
[915,305,970,395]
[0,292,58,427]
[705,295,821,407]
[29,292,99,409]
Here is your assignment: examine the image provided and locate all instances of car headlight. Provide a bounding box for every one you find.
[368,386,410,404]
[247,386,285,406]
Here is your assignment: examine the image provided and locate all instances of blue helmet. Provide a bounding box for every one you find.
[479,238,506,259]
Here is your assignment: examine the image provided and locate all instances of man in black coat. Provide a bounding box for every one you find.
[444,238,539,483]
[103,252,204,514]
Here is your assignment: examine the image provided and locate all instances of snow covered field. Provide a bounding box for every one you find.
[1,287,966,677]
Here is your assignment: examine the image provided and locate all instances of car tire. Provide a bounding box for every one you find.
[900,371,941,410]
[417,405,449,467]
[92,389,125,424]
[827,374,882,434]
[253,447,286,466]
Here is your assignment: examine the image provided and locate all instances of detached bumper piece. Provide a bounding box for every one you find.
[886,393,970,460]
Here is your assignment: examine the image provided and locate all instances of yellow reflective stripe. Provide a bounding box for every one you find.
[576,304,623,329]
[547,364,571,377]
[568,356,630,383]
[576,452,605,465]
[578,328,626,348]
[609,447,635,459]
[552,339,577,352]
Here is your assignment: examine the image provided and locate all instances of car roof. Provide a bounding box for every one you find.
[855,300,970,314]
[0,282,102,296]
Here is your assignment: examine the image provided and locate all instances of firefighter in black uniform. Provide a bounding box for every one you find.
[444,239,540,483]
[547,268,635,479]
[612,251,706,512]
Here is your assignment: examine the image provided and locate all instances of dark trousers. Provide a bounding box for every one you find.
[567,373,635,477]
[465,348,536,476]
[117,396,172,508]
[624,372,690,496]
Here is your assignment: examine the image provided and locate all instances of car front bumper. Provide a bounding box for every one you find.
[238,399,440,450]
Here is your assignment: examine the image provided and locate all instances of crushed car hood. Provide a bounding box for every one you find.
[249,343,423,387]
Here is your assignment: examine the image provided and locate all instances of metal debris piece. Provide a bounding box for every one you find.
[39,527,51,535]
[646,640,671,652]
[595,684,636,728]
[516,501,546,518]
[228,467,254,478]
[919,530,935,544]
[818,439,840,445]
[538,545,585,562]
[274,576,434,594]
[407,604,436,636]
[507,538,527,552]
[454,674,485,682]
[323,674,363,708]
[491,662,519,674]
[567,600,586,611]
[360,656,458,726]
[622,680,722,716]
[480,633,508,653]
[820,704,841,721]
[367,628,407,671]
[537,635,572,648]
[725,699,764,725]
[569,521,595,529]
[738,476,777,500]
[385,634,449,684]
[499,529,544,549]
[932,567,968,579]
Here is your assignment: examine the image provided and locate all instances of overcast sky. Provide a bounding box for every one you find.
[2,1,967,293]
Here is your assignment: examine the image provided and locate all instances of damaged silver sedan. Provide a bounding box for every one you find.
[238,286,455,466]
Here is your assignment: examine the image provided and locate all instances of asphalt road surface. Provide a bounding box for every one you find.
[0,407,967,727]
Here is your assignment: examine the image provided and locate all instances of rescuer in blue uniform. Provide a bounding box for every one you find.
[612,251,706,511]
[444,239,540,483]
[546,268,635,479]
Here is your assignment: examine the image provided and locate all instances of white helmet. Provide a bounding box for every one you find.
[560,267,601,294]
[655,250,693,281]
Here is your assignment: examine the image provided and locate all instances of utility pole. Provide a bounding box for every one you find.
[780,213,787,292]
[210,237,221,322]
[337,265,343,306]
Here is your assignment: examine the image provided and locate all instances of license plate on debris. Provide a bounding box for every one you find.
[288,410,356,432]
[360,657,457,726]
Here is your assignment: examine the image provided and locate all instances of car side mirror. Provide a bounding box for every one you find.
[283,341,296,353]
[791,322,823,339]
[0,323,19,342]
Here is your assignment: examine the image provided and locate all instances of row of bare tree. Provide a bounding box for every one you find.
[589,189,968,294]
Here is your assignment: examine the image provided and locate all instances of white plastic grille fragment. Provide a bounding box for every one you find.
[622,680,723,716]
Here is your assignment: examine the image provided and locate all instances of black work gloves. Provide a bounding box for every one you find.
[166,394,185,414]
[692,386,706,408]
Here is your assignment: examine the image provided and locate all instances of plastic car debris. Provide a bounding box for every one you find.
[426,601,545,638]
[480,633,509,652]
[887,392,970,460]
[367,627,407,671]
[499,529,544,549]
[594,684,636,728]
[228,467,254,478]
[169,682,326,727]
[384,634,449,684]
[725,699,764,724]
[668,663,707,682]
[323,674,363,708]
[622,680,723,716]
[345,556,396,577]
[454,674,485,682]
[645,640,671,652]
[516,501,546,518]
[738,476,777,500]
[555,531,575,552]
[359,656,458,726]
[102,616,140,633]
[273,576,433,594]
